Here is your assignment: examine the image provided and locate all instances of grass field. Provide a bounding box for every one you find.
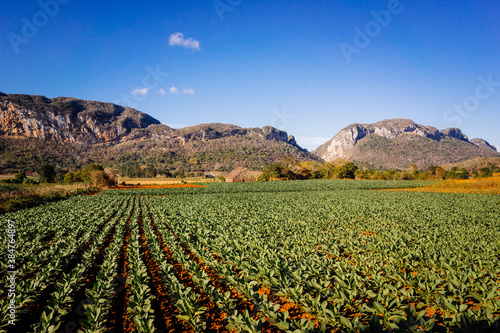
[1,179,499,332]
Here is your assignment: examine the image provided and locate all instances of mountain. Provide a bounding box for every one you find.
[3,94,498,173]
[0,93,315,173]
[0,93,162,143]
[313,119,499,169]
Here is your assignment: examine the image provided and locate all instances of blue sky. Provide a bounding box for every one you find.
[1,0,499,151]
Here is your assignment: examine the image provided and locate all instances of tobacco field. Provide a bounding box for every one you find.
[1,180,500,332]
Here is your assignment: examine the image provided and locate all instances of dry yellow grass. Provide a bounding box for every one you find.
[121,172,262,185]
[109,184,206,190]
[389,175,500,194]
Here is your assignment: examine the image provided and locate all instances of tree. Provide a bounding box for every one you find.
[409,163,418,177]
[399,172,413,180]
[143,166,157,178]
[63,172,80,184]
[321,163,337,179]
[259,163,285,181]
[38,164,56,183]
[88,170,114,187]
[13,171,27,184]
[159,170,173,178]
[356,169,375,180]
[435,167,446,180]
[55,171,66,183]
[311,170,323,179]
[335,162,358,179]
[478,167,493,178]
[82,164,105,183]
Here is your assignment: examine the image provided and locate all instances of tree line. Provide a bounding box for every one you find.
[258,157,498,181]
[3,163,115,187]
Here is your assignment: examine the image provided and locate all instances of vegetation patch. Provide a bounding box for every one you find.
[1,181,500,331]
[387,175,500,194]
[0,184,100,214]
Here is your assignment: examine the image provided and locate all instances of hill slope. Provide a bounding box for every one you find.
[0,93,316,173]
[444,157,500,171]
[313,119,499,169]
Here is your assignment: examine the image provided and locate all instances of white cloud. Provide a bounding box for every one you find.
[294,136,331,151]
[169,32,200,50]
[158,88,166,95]
[131,88,149,96]
[168,86,194,95]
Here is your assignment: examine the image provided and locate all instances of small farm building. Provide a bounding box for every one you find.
[226,167,256,183]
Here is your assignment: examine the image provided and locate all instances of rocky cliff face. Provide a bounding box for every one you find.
[313,119,499,168]
[0,95,162,143]
[0,94,303,149]
[171,123,300,148]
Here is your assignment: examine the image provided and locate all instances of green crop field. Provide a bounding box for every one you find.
[1,180,499,332]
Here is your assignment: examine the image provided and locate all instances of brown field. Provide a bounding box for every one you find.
[109,184,206,190]
[119,172,262,185]
[119,177,217,185]
[389,175,500,194]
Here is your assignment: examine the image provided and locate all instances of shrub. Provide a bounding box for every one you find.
[399,172,413,180]
[23,178,38,185]
[38,164,56,183]
[13,171,27,184]
[478,167,493,178]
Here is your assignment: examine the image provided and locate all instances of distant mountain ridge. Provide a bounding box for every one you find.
[0,93,303,147]
[313,119,499,169]
[1,93,498,172]
[0,93,312,173]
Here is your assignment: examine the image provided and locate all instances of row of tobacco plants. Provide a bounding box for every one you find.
[1,179,499,332]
